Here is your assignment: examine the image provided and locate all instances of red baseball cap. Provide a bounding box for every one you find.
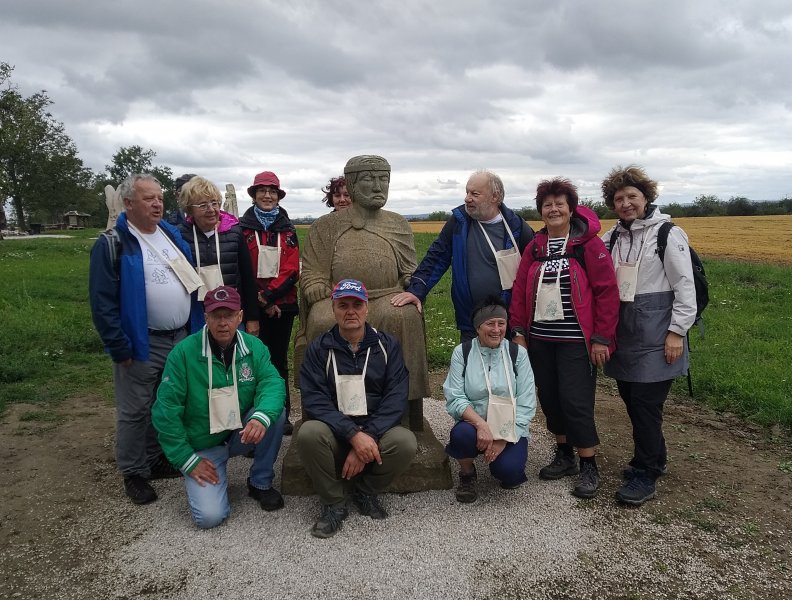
[203,286,241,312]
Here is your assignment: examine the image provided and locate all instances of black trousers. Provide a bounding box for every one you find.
[258,311,296,420]
[616,379,673,480]
[528,338,599,448]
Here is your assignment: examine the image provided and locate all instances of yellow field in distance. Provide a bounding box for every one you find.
[410,215,792,266]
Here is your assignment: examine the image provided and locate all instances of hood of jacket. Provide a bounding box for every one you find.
[534,204,601,248]
[238,205,295,232]
[614,205,670,236]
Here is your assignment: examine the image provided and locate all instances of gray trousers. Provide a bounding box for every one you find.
[113,330,186,477]
[296,421,417,507]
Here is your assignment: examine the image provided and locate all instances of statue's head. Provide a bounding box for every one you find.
[344,155,391,210]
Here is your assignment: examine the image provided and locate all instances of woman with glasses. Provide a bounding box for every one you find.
[239,171,300,435]
[178,176,260,334]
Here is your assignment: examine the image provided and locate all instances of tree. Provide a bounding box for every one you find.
[0,62,93,230]
[692,194,726,217]
[103,145,175,211]
[426,210,451,221]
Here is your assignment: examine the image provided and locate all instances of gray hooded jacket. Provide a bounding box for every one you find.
[601,207,696,382]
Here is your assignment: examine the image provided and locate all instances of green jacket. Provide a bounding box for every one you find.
[152,327,285,474]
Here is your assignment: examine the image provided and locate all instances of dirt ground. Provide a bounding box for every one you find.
[1,373,791,598]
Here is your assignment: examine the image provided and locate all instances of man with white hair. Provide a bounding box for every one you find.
[391,170,533,341]
[89,173,202,505]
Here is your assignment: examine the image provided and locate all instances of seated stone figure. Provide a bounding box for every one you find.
[295,155,429,428]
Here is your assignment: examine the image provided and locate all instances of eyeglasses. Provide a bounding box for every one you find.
[193,201,220,212]
[257,188,280,197]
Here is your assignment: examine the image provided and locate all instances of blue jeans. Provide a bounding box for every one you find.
[184,410,285,529]
[446,421,528,487]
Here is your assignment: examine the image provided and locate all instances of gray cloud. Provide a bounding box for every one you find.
[1,0,791,216]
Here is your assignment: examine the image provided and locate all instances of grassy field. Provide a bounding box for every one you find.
[1,220,790,427]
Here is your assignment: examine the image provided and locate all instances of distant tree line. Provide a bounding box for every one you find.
[515,195,792,222]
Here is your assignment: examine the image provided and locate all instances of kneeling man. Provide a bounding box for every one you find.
[152,286,286,529]
[297,279,417,538]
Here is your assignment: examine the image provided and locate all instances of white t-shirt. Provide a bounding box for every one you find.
[129,227,191,330]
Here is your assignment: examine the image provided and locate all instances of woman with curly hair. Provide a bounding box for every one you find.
[601,165,696,506]
[321,176,351,210]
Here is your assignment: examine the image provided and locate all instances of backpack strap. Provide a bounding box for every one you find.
[531,241,586,272]
[461,339,473,378]
[656,222,675,263]
[608,232,618,254]
[100,227,121,280]
[461,339,518,378]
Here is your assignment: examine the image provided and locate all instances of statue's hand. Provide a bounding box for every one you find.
[304,283,331,306]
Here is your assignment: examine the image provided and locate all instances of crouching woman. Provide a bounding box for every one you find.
[443,297,536,503]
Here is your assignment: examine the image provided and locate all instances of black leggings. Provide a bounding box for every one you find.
[258,311,296,419]
[616,379,673,479]
[528,338,599,448]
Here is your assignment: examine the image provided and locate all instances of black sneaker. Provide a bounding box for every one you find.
[352,491,388,519]
[283,421,294,436]
[455,469,478,503]
[615,472,656,506]
[623,464,668,479]
[247,479,285,511]
[539,448,579,480]
[124,475,157,505]
[311,505,349,539]
[148,457,182,480]
[572,461,600,499]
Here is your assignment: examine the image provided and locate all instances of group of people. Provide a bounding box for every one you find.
[89,158,697,538]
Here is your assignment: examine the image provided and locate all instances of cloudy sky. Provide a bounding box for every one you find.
[3,0,791,217]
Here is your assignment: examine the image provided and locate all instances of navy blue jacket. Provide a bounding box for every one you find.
[299,324,409,442]
[89,213,197,362]
[406,204,533,336]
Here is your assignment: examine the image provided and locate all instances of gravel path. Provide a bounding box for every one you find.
[80,398,788,600]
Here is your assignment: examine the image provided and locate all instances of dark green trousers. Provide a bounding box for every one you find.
[296,420,417,507]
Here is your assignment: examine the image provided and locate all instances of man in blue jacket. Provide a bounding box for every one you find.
[89,173,201,505]
[391,170,533,341]
[297,279,417,539]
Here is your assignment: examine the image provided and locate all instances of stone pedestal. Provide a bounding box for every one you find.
[281,417,452,495]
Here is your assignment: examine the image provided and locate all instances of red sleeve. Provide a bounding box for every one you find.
[583,237,620,350]
[509,240,538,333]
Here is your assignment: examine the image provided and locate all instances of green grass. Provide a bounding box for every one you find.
[1,228,791,429]
[0,230,112,412]
[683,260,792,426]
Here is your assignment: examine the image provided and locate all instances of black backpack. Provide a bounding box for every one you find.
[608,221,709,323]
[461,339,519,378]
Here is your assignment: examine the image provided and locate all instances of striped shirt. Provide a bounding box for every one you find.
[529,237,584,342]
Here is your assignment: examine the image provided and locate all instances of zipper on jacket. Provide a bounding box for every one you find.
[573,271,583,303]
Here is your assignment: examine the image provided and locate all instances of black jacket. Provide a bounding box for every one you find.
[299,324,409,441]
[178,220,260,322]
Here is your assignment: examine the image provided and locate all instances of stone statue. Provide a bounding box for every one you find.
[104,184,124,230]
[224,184,239,217]
[295,155,430,430]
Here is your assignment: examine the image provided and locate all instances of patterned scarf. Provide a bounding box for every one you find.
[254,206,280,230]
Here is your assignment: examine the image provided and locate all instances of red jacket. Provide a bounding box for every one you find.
[239,206,300,311]
[509,206,619,353]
